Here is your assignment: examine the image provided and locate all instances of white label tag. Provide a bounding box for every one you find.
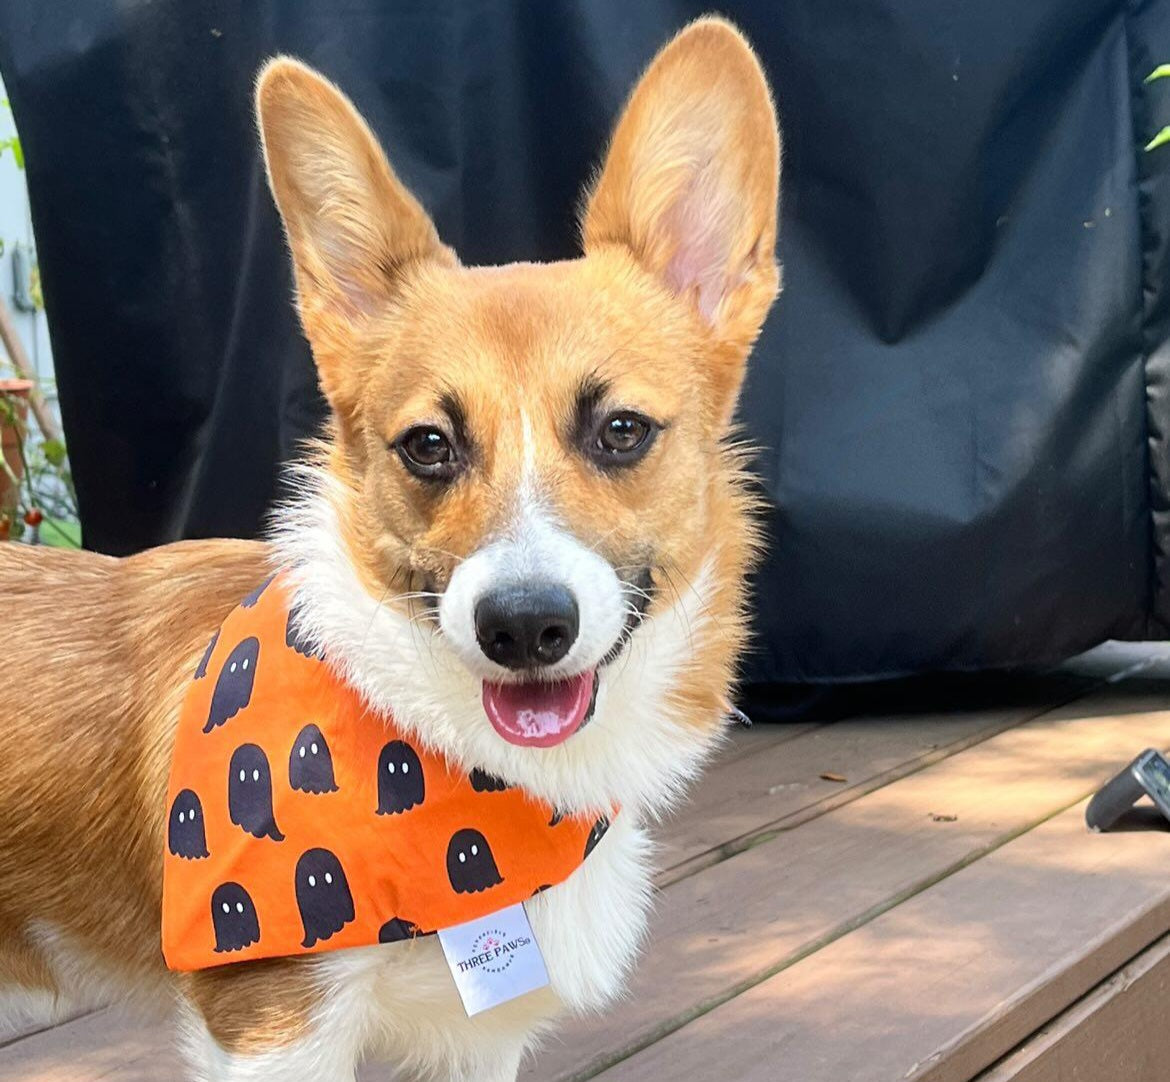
[437,903,550,1016]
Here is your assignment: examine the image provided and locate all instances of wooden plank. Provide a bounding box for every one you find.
[976,932,1170,1082]
[592,796,1170,1082]
[657,645,1170,886]
[0,1008,183,1082]
[655,672,1095,885]
[15,886,1167,1082]
[714,720,823,759]
[524,667,1170,1081]
[0,1001,88,1052]
[0,1006,391,1082]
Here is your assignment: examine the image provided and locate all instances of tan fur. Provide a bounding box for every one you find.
[0,17,779,1069]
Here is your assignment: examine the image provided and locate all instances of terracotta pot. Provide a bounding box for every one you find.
[0,379,33,531]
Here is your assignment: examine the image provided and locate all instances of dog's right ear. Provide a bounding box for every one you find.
[256,58,453,416]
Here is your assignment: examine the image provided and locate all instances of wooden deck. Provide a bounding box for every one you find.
[5,642,1170,1081]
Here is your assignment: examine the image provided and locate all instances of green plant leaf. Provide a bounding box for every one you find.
[0,135,22,170]
[41,516,81,548]
[40,438,67,467]
[1147,125,1170,152]
[1147,65,1170,83]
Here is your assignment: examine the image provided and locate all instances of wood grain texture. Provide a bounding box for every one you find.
[589,797,1170,1082]
[0,1008,182,1082]
[655,673,1093,885]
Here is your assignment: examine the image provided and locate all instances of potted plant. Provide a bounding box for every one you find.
[0,100,78,546]
[0,377,31,539]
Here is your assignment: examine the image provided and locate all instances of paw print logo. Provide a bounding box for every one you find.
[470,927,516,974]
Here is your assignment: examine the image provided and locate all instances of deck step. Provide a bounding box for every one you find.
[976,930,1170,1082]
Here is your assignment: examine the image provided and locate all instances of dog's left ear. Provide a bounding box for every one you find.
[582,19,781,426]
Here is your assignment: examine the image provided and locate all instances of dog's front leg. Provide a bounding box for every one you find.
[179,1008,362,1082]
[176,963,364,1082]
[178,1004,362,1082]
[457,1039,525,1082]
[390,1036,526,1082]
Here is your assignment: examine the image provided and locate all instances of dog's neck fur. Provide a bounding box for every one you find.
[269,462,724,820]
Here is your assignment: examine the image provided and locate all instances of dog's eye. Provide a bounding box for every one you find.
[593,411,657,466]
[395,426,457,480]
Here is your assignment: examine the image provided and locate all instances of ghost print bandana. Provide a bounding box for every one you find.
[162,573,611,971]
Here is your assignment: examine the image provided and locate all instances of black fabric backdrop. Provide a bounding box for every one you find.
[2,1,1169,687]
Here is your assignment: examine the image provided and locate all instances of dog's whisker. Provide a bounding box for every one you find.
[357,578,397,657]
[655,561,698,656]
[658,553,720,632]
[622,582,655,605]
[402,571,446,680]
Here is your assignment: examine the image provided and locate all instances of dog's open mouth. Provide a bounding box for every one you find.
[482,669,599,748]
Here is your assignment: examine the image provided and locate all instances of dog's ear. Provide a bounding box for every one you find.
[256,58,453,416]
[581,19,780,425]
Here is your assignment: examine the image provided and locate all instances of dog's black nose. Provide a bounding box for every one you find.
[474,583,579,670]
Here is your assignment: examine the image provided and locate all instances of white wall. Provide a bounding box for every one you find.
[0,72,56,396]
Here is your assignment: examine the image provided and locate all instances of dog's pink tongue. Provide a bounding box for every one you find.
[482,670,594,748]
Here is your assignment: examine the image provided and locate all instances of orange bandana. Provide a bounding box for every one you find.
[162,574,609,972]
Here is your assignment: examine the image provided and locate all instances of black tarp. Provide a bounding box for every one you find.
[1,1,1169,685]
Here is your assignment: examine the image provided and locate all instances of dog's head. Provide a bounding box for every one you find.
[257,19,780,816]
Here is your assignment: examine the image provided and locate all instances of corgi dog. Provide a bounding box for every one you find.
[0,17,780,1082]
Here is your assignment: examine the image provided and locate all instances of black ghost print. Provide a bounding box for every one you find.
[211,882,260,953]
[548,809,564,827]
[204,637,260,733]
[240,574,275,609]
[378,917,430,943]
[193,629,219,681]
[584,815,610,860]
[168,788,209,860]
[295,848,355,947]
[376,740,425,815]
[446,828,503,894]
[469,767,509,793]
[285,599,326,660]
[228,744,284,841]
[289,724,338,794]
